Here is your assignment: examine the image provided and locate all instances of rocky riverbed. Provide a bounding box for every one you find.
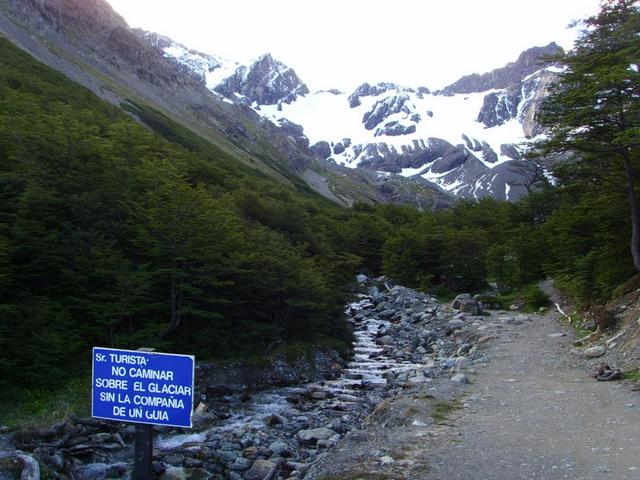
[0,277,518,480]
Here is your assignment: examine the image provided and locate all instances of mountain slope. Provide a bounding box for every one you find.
[0,0,450,208]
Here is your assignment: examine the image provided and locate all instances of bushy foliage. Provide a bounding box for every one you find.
[0,37,358,389]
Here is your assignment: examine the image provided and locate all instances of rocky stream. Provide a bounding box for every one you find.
[0,277,523,480]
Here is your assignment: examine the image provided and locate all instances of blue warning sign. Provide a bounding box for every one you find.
[92,347,195,428]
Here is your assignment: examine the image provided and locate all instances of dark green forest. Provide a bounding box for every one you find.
[0,0,638,398]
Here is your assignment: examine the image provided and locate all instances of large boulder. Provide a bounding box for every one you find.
[310,141,331,159]
[243,460,277,480]
[450,294,482,315]
[584,346,606,358]
[0,452,40,480]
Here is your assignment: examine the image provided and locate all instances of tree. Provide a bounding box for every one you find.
[537,0,640,268]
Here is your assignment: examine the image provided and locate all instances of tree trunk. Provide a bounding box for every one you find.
[622,151,640,271]
[164,271,180,338]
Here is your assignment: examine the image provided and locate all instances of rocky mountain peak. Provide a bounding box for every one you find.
[135,30,175,50]
[442,42,563,95]
[6,0,191,88]
[133,29,237,88]
[214,52,309,106]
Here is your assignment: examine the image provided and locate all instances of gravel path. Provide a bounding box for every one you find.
[427,308,640,479]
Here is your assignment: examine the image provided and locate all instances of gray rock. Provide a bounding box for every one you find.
[440,358,456,369]
[230,457,252,471]
[215,450,239,463]
[451,294,482,315]
[442,42,563,94]
[477,90,519,128]
[348,82,398,108]
[375,121,416,137]
[379,335,394,346]
[380,309,396,319]
[72,463,109,480]
[309,390,329,400]
[454,357,470,370]
[183,458,203,468]
[310,141,331,159]
[451,373,469,384]
[296,428,336,445]
[326,419,345,434]
[584,346,607,358]
[268,441,290,456]
[160,466,186,480]
[243,459,278,480]
[362,94,411,130]
[369,286,382,300]
[447,319,465,331]
[380,455,395,465]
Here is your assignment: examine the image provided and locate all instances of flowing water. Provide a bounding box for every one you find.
[156,297,426,450]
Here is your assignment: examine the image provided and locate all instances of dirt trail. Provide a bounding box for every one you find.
[427,308,640,480]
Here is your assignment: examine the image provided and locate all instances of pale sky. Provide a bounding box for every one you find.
[106,0,602,92]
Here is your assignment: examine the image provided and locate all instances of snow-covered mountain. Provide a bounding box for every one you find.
[154,34,563,201]
[136,31,240,91]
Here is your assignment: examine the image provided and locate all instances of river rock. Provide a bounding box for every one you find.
[326,419,345,434]
[440,358,456,369]
[379,335,394,345]
[584,346,606,358]
[296,428,336,445]
[160,466,187,480]
[264,414,284,426]
[0,452,41,480]
[243,446,259,459]
[309,390,329,400]
[268,441,290,456]
[243,459,278,480]
[451,373,469,384]
[230,457,253,471]
[451,294,482,315]
[447,319,465,331]
[454,357,470,370]
[72,463,129,480]
[215,450,239,463]
[380,455,395,465]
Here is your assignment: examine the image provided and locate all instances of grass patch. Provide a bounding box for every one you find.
[402,405,421,418]
[566,311,593,338]
[431,399,462,423]
[0,377,91,429]
[483,283,551,313]
[622,369,640,381]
